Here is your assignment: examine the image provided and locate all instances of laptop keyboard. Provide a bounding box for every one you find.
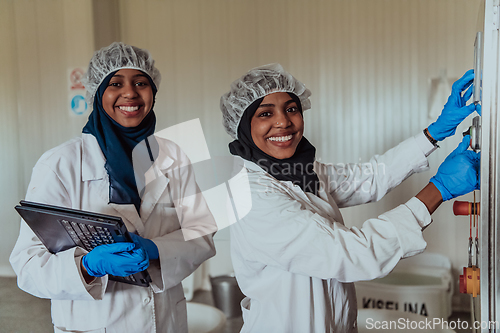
[60,219,137,282]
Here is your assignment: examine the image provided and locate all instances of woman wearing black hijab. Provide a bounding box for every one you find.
[10,42,216,333]
[219,63,479,332]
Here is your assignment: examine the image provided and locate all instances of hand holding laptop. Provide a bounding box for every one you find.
[129,233,159,260]
[15,200,152,286]
[82,242,150,278]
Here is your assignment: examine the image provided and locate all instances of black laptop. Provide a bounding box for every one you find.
[15,200,151,287]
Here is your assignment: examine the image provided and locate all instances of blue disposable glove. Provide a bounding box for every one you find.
[82,242,149,277]
[427,69,479,141]
[430,135,480,201]
[129,232,159,260]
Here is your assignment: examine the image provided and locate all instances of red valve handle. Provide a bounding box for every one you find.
[453,201,480,216]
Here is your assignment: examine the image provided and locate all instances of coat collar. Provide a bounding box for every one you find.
[82,133,106,182]
[137,139,175,222]
[81,133,176,232]
[242,157,344,225]
[81,133,176,180]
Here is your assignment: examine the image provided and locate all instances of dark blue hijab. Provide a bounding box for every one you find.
[83,70,158,214]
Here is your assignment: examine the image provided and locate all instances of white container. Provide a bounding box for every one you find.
[187,302,226,333]
[355,253,453,319]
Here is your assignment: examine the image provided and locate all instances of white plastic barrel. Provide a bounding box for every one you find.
[355,253,453,320]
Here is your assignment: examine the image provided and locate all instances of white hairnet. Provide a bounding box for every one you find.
[81,42,161,105]
[220,63,312,140]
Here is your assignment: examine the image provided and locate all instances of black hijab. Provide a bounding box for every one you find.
[83,70,158,214]
[228,93,320,195]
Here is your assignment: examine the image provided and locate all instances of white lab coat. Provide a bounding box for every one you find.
[10,133,217,333]
[229,133,436,333]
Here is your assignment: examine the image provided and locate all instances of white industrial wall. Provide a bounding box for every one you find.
[0,0,481,310]
[0,0,95,276]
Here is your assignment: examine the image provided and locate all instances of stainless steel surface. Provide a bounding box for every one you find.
[471,116,482,152]
[479,0,500,331]
[210,275,246,319]
[474,31,483,104]
[191,289,244,333]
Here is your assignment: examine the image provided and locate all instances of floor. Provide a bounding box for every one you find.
[0,276,241,333]
[0,276,471,333]
[0,277,53,333]
[448,312,474,333]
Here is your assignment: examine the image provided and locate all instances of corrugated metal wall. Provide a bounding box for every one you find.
[1,0,481,309]
[0,0,94,275]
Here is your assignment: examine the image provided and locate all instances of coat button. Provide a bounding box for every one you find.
[143,297,151,304]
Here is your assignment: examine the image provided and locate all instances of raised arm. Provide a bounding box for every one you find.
[321,133,433,208]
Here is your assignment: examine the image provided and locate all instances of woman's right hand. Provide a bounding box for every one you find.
[427,69,477,141]
[429,135,480,201]
[81,242,149,278]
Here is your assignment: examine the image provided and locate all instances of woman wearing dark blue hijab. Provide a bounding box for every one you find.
[10,42,216,333]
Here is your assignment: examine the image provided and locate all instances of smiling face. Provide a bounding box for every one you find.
[102,68,154,127]
[250,92,304,159]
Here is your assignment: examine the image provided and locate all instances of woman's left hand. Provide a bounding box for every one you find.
[429,135,480,201]
[129,232,159,260]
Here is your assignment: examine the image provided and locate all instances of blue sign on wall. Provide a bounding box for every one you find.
[71,95,87,115]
